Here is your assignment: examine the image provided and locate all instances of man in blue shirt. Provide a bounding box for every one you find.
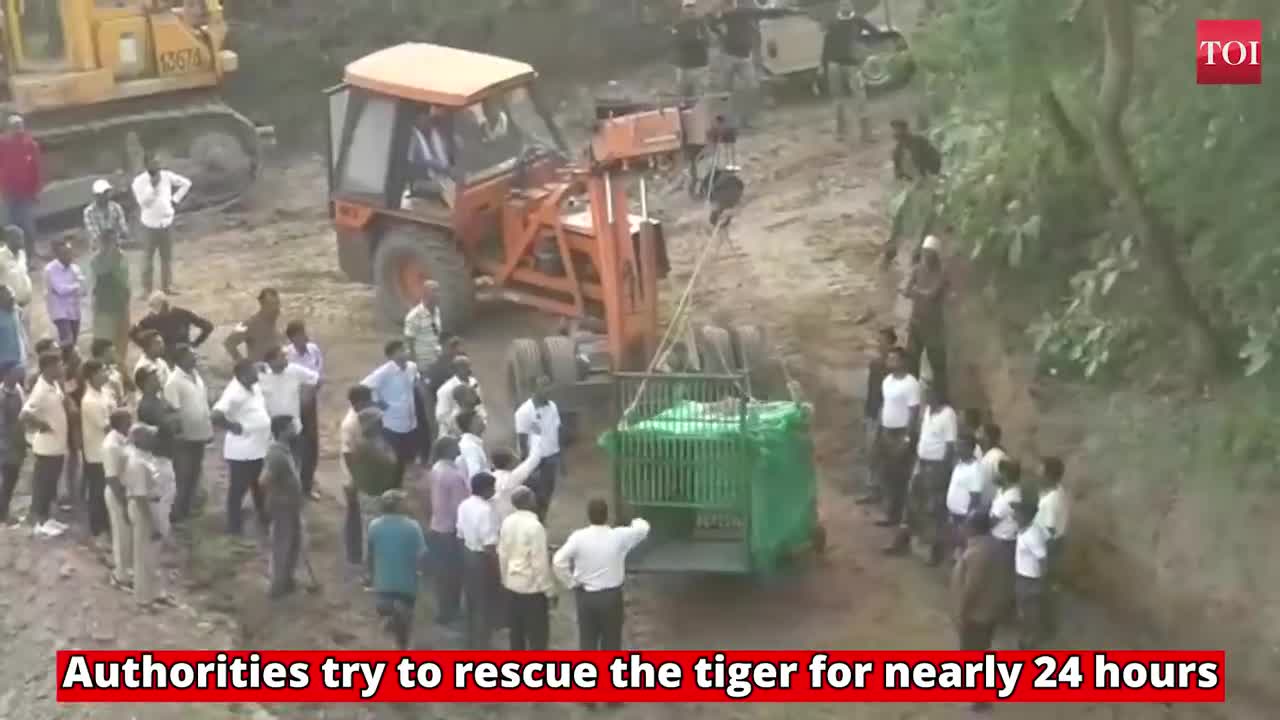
[361,340,422,488]
[367,489,427,650]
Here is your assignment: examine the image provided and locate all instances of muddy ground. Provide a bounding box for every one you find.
[0,76,1260,720]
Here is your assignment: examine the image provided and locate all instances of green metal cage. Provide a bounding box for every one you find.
[600,372,817,574]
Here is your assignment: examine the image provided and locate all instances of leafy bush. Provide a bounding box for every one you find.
[915,0,1280,381]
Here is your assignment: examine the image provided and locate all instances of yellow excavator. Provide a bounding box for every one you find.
[0,0,267,224]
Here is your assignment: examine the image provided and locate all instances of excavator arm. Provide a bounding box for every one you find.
[575,97,742,371]
[588,99,730,171]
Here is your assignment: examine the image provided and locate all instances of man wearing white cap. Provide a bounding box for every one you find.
[902,233,948,394]
[83,179,130,252]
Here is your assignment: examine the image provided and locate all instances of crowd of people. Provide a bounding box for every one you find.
[864,230,1069,713]
[0,185,648,661]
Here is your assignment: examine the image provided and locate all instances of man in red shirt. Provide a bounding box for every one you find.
[0,115,43,259]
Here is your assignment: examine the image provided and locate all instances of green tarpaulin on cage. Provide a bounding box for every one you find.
[600,399,817,574]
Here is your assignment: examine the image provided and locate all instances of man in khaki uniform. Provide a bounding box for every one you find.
[224,288,284,364]
[124,424,174,609]
[951,512,1009,713]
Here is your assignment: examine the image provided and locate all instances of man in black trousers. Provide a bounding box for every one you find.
[553,499,650,658]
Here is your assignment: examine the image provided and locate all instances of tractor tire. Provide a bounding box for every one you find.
[729,323,779,399]
[505,338,543,409]
[540,336,580,387]
[696,324,735,375]
[861,32,916,96]
[371,224,475,333]
[541,335,583,448]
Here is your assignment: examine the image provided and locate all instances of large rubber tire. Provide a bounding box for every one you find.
[371,223,475,333]
[540,335,582,448]
[505,338,543,409]
[861,32,916,95]
[729,323,778,399]
[540,336,580,387]
[696,324,735,375]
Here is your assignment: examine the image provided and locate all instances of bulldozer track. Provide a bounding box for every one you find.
[21,92,263,215]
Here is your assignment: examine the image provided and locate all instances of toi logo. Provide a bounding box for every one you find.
[1197,19,1262,85]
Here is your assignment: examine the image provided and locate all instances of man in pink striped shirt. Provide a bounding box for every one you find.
[425,435,468,625]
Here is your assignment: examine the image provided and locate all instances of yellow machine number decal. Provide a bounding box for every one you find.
[158,48,206,74]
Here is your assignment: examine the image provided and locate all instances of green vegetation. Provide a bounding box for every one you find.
[916,0,1280,383]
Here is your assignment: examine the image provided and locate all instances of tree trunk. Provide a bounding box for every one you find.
[1092,0,1228,374]
[1042,87,1089,157]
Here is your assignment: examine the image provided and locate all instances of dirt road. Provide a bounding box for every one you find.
[0,88,1253,720]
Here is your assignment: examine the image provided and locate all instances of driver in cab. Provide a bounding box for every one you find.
[407,106,456,207]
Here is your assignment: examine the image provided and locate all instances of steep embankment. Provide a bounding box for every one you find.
[946,272,1279,704]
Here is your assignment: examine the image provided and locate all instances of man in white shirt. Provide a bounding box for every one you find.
[80,359,115,539]
[284,320,323,500]
[258,346,320,490]
[20,352,68,537]
[1014,500,1049,649]
[874,346,920,533]
[944,433,984,558]
[456,410,490,480]
[404,281,442,457]
[361,339,422,487]
[888,382,955,563]
[131,155,192,296]
[457,472,501,649]
[211,360,272,536]
[514,376,561,522]
[988,456,1022,619]
[989,458,1022,544]
[491,447,542,522]
[1035,456,1069,543]
[978,422,1007,501]
[499,486,555,650]
[553,498,650,652]
[164,344,213,524]
[1036,456,1069,640]
[435,355,485,432]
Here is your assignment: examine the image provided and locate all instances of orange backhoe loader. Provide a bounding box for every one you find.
[326,43,771,421]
